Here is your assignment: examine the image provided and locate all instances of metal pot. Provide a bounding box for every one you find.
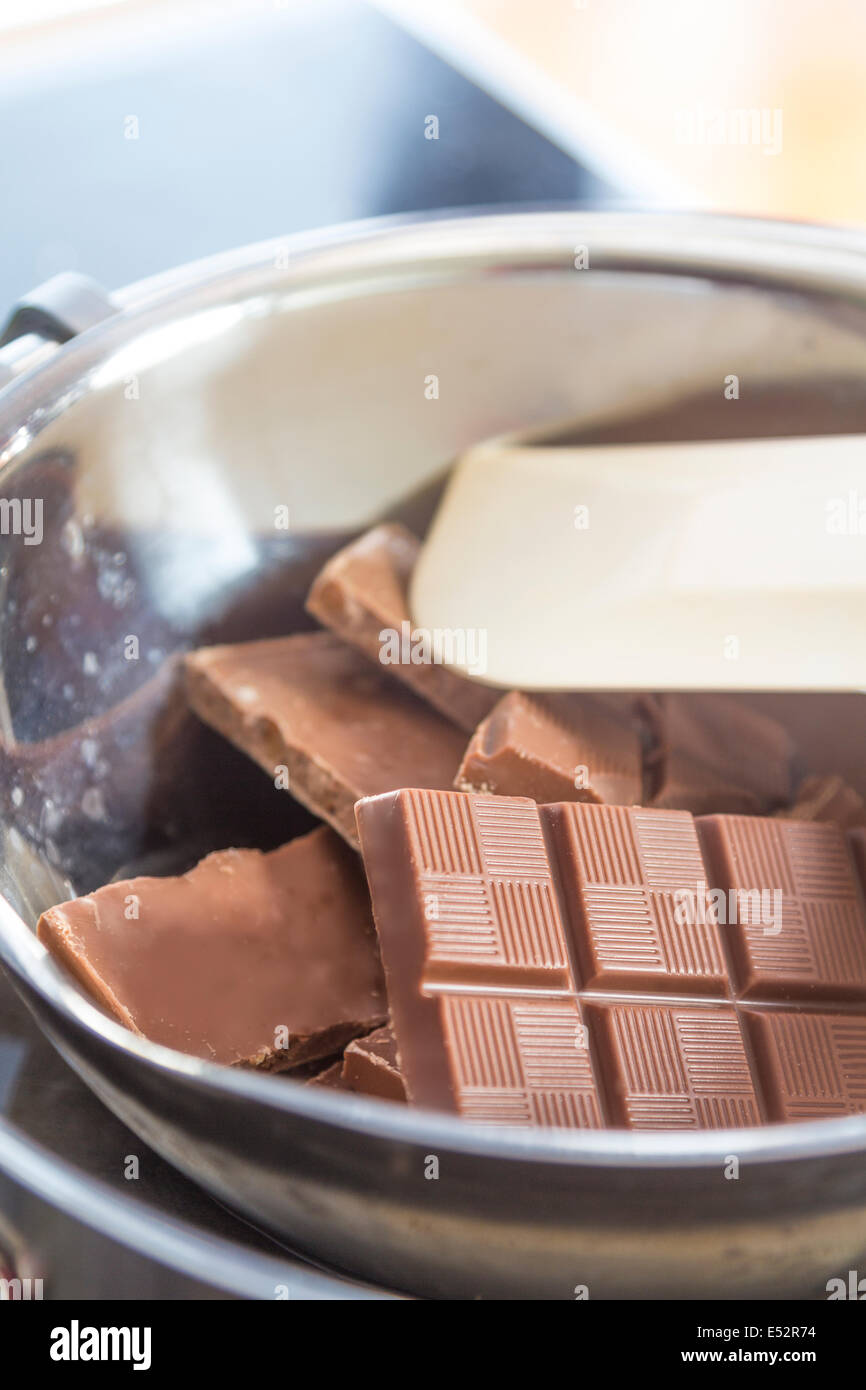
[2,211,866,1300]
[0,949,394,1300]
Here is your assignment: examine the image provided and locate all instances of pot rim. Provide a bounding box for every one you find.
[0,1102,387,1299]
[2,207,866,1171]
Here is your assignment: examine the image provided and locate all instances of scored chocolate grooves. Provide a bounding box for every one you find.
[550,808,866,1127]
[538,803,764,1127]
[537,812,615,1125]
[698,816,866,1125]
[693,819,768,1125]
[372,792,866,1128]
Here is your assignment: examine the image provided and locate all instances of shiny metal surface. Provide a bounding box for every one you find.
[0,1114,391,1301]
[0,953,395,1299]
[2,211,866,1297]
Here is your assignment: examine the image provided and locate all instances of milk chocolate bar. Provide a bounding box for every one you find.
[356,789,866,1128]
[643,693,796,814]
[38,828,386,1066]
[185,632,466,848]
[456,690,643,806]
[306,524,499,731]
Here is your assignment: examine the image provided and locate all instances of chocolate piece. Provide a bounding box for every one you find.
[356,789,603,1125]
[357,789,866,1128]
[698,815,866,1002]
[184,632,466,848]
[776,774,866,831]
[585,1001,760,1130]
[550,802,727,995]
[850,828,866,895]
[282,1053,345,1084]
[306,1060,347,1089]
[642,693,796,814]
[647,750,763,817]
[743,1010,866,1121]
[306,523,499,732]
[37,828,386,1066]
[343,1025,406,1102]
[738,692,866,810]
[420,993,602,1127]
[305,1028,406,1101]
[456,691,643,806]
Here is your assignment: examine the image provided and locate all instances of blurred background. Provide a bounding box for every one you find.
[379,0,866,224]
[2,0,861,309]
[0,0,611,310]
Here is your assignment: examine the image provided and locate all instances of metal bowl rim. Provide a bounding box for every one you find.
[0,1107,389,1299]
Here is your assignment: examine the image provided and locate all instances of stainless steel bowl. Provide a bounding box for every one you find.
[3,211,866,1299]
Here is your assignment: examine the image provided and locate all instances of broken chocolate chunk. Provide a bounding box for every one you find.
[184,632,466,848]
[305,1026,405,1100]
[456,690,643,806]
[305,1059,347,1089]
[343,1025,406,1102]
[776,774,866,831]
[37,828,386,1066]
[643,693,796,814]
[306,523,499,732]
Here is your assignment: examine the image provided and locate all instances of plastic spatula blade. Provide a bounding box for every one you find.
[409,434,866,691]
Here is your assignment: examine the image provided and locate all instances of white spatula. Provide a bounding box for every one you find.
[409,434,866,691]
